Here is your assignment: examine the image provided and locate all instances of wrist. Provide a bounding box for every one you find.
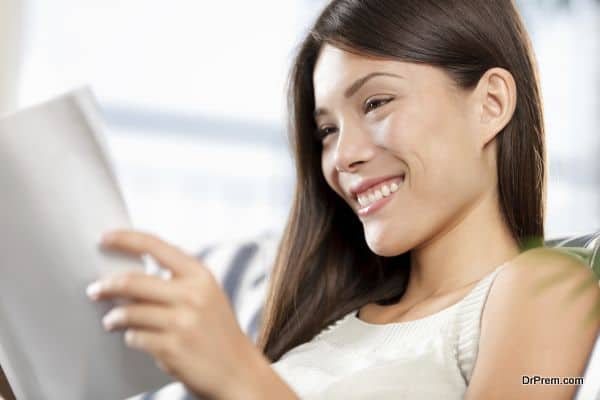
[218,338,298,400]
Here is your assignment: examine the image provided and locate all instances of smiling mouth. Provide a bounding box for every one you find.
[354,174,405,217]
[355,175,405,206]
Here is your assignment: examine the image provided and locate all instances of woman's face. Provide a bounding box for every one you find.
[313,44,497,257]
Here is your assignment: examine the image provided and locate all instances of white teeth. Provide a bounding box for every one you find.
[357,178,403,209]
[381,185,390,197]
[358,195,367,206]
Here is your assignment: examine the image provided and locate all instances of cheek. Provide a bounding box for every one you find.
[321,148,341,195]
[379,109,472,195]
[419,131,484,203]
[371,113,403,145]
[321,148,332,181]
[371,104,423,153]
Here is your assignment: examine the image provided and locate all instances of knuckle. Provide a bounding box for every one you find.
[117,308,131,324]
[173,310,196,332]
[196,264,215,281]
[159,336,179,362]
[129,232,145,246]
[183,289,206,309]
[113,274,134,290]
[166,310,179,328]
[146,233,163,247]
[155,343,170,361]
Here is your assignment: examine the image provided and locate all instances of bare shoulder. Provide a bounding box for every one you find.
[465,247,600,400]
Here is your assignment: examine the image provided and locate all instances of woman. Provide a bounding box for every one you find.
[87,0,600,399]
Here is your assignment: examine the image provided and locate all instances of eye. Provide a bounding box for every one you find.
[364,97,392,114]
[314,126,338,140]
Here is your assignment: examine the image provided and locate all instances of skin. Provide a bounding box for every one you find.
[314,43,600,398]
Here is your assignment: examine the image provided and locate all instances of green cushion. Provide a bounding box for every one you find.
[544,232,600,280]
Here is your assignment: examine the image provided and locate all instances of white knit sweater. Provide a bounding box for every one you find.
[271,262,507,399]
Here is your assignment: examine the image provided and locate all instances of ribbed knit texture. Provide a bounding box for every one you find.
[271,262,507,399]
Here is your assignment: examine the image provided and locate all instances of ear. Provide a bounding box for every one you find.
[474,67,517,147]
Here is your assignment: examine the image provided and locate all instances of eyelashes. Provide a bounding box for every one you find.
[363,97,392,114]
[314,97,393,140]
[314,126,337,140]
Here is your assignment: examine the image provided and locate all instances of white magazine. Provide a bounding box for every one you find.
[0,88,172,399]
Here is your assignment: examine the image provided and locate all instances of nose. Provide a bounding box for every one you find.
[333,123,376,173]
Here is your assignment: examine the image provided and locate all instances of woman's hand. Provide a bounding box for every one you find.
[86,229,262,399]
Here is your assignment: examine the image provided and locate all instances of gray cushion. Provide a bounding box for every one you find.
[213,230,600,340]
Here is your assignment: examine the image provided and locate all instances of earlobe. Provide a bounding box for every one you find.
[479,68,517,143]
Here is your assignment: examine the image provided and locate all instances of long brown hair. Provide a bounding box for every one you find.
[258,0,546,362]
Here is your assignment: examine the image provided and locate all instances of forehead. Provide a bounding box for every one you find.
[314,44,395,74]
[313,44,402,94]
[312,44,454,101]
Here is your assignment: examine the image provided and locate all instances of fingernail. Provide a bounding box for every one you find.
[125,330,137,346]
[86,281,102,298]
[102,309,121,330]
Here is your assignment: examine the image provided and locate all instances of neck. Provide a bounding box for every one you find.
[406,188,520,300]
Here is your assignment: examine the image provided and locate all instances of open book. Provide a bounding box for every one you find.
[0,88,173,399]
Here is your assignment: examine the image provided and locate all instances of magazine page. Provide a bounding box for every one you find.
[0,88,173,399]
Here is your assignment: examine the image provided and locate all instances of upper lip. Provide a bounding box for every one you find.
[349,174,405,198]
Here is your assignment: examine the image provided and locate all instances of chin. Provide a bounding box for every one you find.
[364,234,409,257]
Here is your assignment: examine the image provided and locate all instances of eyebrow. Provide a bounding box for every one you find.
[313,72,404,119]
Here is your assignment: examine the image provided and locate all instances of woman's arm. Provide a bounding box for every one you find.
[465,248,600,400]
[218,344,299,400]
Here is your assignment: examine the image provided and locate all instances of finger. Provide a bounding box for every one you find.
[124,329,177,372]
[102,304,172,332]
[100,229,200,278]
[87,270,182,304]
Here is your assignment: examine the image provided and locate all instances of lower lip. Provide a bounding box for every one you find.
[357,177,404,218]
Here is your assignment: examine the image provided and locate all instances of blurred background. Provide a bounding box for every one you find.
[1,0,598,252]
